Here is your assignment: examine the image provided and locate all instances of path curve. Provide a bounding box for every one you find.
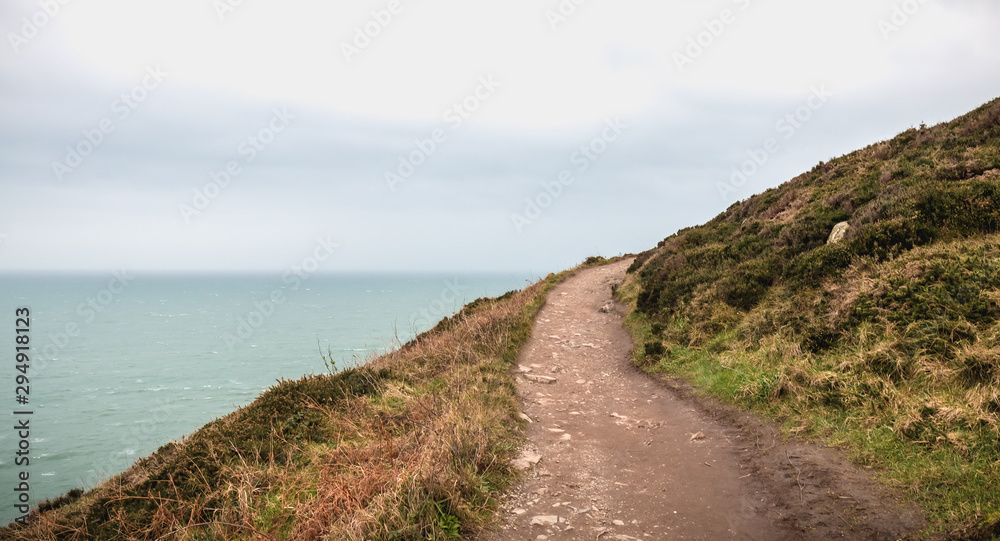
[484,260,924,541]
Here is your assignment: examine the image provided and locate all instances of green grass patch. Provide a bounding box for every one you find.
[619,97,1000,538]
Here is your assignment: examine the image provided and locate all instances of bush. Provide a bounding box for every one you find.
[718,257,781,311]
[644,341,666,358]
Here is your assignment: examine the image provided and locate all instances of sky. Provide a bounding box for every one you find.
[1,0,999,274]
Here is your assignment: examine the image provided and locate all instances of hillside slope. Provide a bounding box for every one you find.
[620,97,1000,537]
[1,269,580,540]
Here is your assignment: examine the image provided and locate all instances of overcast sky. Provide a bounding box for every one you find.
[1,0,998,273]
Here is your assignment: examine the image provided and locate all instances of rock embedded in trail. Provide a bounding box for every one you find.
[511,449,542,471]
[524,374,558,384]
[529,515,561,526]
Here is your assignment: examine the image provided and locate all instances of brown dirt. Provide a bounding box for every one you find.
[482,260,926,541]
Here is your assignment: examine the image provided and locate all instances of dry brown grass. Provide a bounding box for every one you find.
[3,269,574,540]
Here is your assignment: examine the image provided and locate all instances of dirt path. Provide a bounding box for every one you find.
[484,260,925,541]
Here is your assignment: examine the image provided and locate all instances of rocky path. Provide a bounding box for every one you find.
[484,260,924,541]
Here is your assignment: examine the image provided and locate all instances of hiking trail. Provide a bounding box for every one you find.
[484,260,924,541]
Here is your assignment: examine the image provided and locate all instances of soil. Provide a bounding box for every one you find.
[482,260,927,541]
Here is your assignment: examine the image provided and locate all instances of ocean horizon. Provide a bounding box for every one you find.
[0,270,536,524]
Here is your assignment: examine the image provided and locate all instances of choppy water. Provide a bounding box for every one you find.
[0,271,532,524]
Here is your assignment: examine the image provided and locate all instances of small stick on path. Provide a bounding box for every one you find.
[785,452,804,503]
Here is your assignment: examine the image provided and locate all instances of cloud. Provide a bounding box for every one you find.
[1,1,999,272]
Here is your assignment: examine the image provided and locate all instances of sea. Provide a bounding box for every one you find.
[0,271,534,525]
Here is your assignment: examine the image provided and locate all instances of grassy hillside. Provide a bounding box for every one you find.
[2,267,589,540]
[618,97,1000,538]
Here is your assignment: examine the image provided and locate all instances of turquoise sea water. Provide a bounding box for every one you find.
[0,272,533,524]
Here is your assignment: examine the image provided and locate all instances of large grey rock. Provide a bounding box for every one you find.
[827,221,850,244]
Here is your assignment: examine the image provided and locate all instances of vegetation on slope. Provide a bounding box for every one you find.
[618,97,1000,538]
[2,267,584,540]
